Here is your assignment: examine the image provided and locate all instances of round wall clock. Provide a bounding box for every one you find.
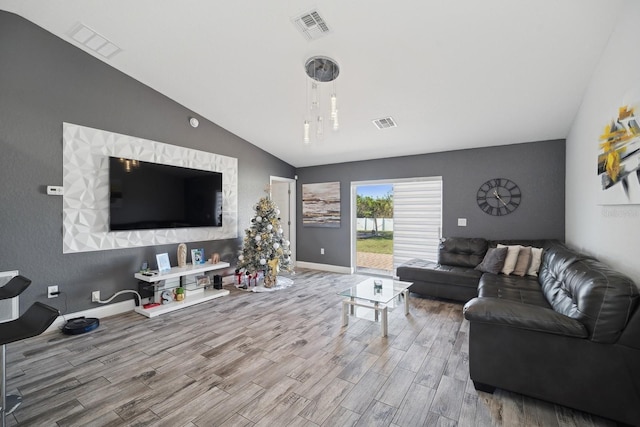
[477,178,521,216]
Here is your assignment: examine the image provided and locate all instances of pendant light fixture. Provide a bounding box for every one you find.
[303,56,339,143]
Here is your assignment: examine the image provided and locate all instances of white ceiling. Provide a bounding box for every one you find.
[0,1,624,167]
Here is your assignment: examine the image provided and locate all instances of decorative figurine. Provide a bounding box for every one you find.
[177,243,187,267]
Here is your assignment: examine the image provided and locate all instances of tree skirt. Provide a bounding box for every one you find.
[236,276,294,292]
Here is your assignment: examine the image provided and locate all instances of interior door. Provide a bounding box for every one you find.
[270,177,296,265]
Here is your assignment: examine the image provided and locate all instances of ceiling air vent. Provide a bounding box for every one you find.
[67,22,121,59]
[292,9,331,41]
[372,117,398,129]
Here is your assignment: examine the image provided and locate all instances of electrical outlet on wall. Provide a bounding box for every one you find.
[320,248,324,255]
[47,285,59,298]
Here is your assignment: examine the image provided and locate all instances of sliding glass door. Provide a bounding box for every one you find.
[354,183,394,275]
[392,178,442,271]
[352,177,442,276]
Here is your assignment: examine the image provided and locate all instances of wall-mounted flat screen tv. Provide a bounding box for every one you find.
[109,157,223,231]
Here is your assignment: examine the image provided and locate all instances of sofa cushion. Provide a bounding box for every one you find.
[512,246,532,276]
[475,247,508,274]
[527,247,544,276]
[438,237,488,268]
[497,244,521,275]
[463,297,588,338]
[478,274,552,308]
[397,258,482,288]
[539,245,639,343]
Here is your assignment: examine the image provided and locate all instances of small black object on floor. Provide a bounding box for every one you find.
[62,317,99,335]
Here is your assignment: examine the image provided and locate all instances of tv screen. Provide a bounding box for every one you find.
[109,157,222,231]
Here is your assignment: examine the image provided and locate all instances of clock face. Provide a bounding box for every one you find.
[477,178,521,216]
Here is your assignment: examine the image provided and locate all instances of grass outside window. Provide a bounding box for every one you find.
[356,231,393,254]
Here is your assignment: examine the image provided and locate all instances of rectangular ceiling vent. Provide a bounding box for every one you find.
[373,117,398,130]
[292,9,331,41]
[67,22,121,59]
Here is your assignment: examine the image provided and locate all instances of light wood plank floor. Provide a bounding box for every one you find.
[5,270,618,426]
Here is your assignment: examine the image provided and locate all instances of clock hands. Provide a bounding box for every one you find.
[493,189,508,207]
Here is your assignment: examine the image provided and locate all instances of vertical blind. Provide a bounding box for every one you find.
[393,178,443,271]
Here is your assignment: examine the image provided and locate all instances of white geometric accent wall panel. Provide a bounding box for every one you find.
[62,122,238,253]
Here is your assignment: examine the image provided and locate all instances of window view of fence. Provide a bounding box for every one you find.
[355,178,442,276]
[356,188,394,275]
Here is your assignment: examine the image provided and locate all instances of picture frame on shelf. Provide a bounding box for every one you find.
[191,248,205,265]
[156,253,171,273]
[196,275,211,287]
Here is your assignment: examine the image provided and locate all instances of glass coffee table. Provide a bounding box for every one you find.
[338,277,413,337]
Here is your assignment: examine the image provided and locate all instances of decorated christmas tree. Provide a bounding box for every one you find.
[237,191,292,287]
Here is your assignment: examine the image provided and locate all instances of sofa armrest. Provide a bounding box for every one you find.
[463,297,588,338]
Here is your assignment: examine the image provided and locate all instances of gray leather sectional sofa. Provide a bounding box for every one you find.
[397,237,640,425]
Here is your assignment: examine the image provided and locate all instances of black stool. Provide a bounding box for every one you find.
[0,275,59,426]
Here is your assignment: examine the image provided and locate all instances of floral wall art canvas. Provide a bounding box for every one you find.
[598,100,640,205]
[302,182,341,227]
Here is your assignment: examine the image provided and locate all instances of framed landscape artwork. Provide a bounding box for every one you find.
[302,182,341,227]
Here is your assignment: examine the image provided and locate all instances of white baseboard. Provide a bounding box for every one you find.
[295,261,352,274]
[45,299,136,334]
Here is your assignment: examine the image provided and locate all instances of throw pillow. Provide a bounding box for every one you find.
[475,247,508,274]
[497,244,521,275]
[527,247,544,276]
[512,246,532,276]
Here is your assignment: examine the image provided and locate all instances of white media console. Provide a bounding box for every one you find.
[133,261,230,318]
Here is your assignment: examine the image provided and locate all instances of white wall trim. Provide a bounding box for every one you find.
[62,122,238,253]
[296,261,352,274]
[270,176,297,265]
[45,299,136,334]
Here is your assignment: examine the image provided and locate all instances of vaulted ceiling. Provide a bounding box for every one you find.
[0,1,624,167]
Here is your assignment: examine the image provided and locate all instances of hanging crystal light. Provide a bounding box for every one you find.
[303,56,340,144]
[303,120,310,144]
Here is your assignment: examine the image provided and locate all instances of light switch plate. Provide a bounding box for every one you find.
[47,185,64,195]
[458,218,467,226]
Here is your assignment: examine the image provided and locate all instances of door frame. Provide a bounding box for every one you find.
[270,176,297,266]
[351,179,394,275]
[351,177,443,276]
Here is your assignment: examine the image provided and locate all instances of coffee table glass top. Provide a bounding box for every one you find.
[338,277,412,304]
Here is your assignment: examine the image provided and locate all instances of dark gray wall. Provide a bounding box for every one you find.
[296,140,566,267]
[0,12,295,313]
